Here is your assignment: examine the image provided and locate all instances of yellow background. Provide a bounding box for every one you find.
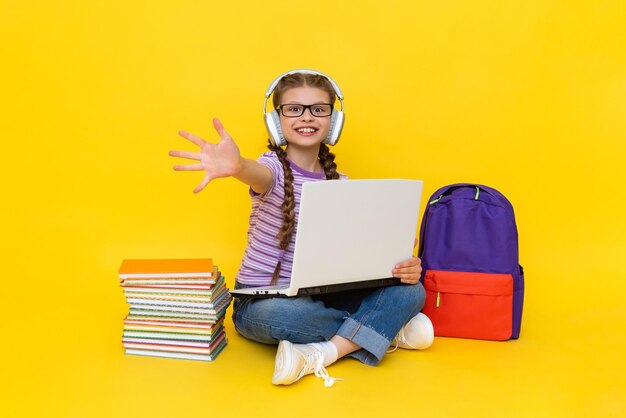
[2,0,625,416]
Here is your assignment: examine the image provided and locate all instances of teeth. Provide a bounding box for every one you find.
[297,127,316,133]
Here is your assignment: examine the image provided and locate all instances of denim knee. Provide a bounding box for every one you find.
[232,296,344,344]
[386,282,426,316]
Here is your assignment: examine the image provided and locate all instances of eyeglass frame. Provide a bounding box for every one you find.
[276,103,335,118]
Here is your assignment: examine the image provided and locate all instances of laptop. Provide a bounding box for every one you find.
[229,179,423,299]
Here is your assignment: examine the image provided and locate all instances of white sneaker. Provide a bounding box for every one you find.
[272,341,342,387]
[391,313,434,350]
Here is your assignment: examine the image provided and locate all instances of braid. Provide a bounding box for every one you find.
[318,144,340,180]
[267,140,296,285]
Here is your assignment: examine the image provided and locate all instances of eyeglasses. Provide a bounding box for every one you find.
[277,103,334,118]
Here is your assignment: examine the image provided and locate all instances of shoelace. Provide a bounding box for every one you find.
[386,339,399,353]
[302,351,343,388]
[386,332,408,353]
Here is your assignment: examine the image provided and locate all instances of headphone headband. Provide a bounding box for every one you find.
[264,69,344,101]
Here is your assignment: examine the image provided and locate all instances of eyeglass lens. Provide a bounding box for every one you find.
[279,104,333,117]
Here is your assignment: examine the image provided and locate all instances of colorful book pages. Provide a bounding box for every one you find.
[128,309,220,321]
[121,280,219,289]
[127,306,227,315]
[125,314,218,323]
[123,279,227,301]
[122,337,220,348]
[124,338,228,362]
[119,257,231,362]
[124,318,223,331]
[128,291,231,314]
[121,277,217,286]
[124,339,223,354]
[122,329,221,341]
[124,318,223,328]
[124,325,215,334]
[126,286,230,309]
[122,276,225,295]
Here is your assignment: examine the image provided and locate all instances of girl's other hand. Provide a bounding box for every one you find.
[392,256,423,285]
[169,118,242,193]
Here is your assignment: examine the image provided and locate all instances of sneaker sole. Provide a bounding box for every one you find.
[272,340,295,385]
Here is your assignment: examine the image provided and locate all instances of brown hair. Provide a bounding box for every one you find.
[267,73,341,284]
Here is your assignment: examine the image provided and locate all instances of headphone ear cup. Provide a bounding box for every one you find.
[265,110,287,147]
[324,109,344,146]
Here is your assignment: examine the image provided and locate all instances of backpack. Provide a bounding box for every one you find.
[418,183,524,340]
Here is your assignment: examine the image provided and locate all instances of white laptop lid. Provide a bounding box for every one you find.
[289,179,423,292]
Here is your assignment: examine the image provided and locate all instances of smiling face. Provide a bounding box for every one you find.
[278,86,333,149]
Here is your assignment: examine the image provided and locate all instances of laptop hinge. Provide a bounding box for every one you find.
[296,277,402,296]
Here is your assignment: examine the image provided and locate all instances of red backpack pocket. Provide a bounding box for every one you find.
[422,270,514,341]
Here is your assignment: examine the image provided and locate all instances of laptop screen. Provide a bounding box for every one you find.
[289,179,423,289]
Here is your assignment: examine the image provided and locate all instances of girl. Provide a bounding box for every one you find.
[169,70,434,387]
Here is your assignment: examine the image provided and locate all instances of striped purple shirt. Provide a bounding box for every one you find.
[235,151,346,286]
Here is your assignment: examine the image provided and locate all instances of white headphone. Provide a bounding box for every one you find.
[263,69,345,147]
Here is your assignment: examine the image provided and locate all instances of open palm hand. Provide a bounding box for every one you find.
[169,118,242,193]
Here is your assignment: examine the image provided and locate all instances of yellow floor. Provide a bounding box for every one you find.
[3,262,624,418]
[3,1,626,416]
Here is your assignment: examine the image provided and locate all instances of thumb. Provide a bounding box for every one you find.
[193,175,211,194]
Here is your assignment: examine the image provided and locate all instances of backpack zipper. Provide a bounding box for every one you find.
[430,185,481,204]
[429,195,443,205]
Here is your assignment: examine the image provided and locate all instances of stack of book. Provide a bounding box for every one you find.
[118,258,232,362]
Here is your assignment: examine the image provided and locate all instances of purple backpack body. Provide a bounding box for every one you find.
[418,183,524,340]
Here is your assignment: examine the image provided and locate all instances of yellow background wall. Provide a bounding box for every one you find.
[1,0,624,416]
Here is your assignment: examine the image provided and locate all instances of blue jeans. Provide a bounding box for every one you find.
[232,283,426,366]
